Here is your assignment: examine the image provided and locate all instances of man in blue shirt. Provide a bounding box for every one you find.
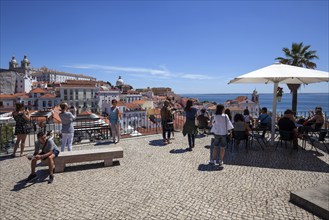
[258,107,272,138]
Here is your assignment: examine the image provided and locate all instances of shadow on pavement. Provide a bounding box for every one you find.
[11,170,49,191]
[94,141,113,146]
[0,154,16,161]
[198,164,224,172]
[224,145,329,173]
[63,160,120,173]
[149,139,166,147]
[204,145,211,149]
[169,148,188,154]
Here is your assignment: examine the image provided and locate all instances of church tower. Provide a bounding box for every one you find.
[251,89,259,104]
[21,55,31,70]
[9,56,19,70]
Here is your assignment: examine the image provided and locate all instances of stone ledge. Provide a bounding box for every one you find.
[290,183,329,220]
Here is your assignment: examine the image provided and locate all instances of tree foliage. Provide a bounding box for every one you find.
[275,42,319,113]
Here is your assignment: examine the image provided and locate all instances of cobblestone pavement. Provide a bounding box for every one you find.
[1,132,328,220]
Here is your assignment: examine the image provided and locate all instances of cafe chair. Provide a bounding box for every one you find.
[275,130,294,152]
[232,130,249,153]
[308,129,329,153]
[250,129,266,150]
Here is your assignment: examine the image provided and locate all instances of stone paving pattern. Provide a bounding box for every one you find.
[1,132,328,220]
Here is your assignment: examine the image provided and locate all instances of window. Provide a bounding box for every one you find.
[64,89,67,95]
[48,101,52,107]
[43,101,46,107]
[0,101,3,107]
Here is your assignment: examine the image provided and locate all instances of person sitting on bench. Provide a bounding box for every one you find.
[26,131,60,184]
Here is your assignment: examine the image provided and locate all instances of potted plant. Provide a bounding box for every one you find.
[276,86,283,102]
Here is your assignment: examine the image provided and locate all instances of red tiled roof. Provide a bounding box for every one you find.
[235,96,248,102]
[132,100,146,105]
[0,94,16,98]
[124,103,140,109]
[40,93,56,98]
[30,88,47,93]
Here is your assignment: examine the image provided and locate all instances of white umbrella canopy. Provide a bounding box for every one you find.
[229,63,329,144]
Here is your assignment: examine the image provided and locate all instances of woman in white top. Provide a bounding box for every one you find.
[209,104,234,166]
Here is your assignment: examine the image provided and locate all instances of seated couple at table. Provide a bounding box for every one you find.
[298,106,325,134]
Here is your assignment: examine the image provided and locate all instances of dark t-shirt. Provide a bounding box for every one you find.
[278,117,296,131]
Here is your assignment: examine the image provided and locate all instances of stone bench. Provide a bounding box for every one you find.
[53,147,123,173]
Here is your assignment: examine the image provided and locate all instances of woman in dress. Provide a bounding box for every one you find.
[182,99,198,151]
[12,103,30,157]
[109,99,121,144]
[59,102,76,151]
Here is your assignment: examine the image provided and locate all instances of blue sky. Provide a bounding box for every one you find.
[1,0,328,94]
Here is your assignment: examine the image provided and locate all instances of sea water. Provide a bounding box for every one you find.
[180,93,329,114]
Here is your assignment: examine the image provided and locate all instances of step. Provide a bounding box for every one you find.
[290,183,329,220]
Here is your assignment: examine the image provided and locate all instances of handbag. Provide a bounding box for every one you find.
[24,125,32,134]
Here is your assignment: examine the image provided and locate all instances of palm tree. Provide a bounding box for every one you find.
[275,42,319,113]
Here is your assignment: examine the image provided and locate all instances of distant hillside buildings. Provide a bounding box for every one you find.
[0,55,180,117]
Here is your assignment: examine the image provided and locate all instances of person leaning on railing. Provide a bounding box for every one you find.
[59,102,76,152]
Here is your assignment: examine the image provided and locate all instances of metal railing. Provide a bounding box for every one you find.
[0,112,186,150]
[1,110,327,152]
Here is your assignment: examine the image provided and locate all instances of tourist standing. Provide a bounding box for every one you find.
[109,99,121,144]
[161,100,173,144]
[209,104,234,166]
[182,100,198,151]
[12,103,30,157]
[59,102,76,151]
[224,108,232,122]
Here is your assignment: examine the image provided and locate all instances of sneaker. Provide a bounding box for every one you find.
[208,160,215,165]
[48,175,54,184]
[218,160,224,166]
[185,147,192,151]
[26,173,37,182]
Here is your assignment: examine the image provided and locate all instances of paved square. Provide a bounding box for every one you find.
[1,133,328,219]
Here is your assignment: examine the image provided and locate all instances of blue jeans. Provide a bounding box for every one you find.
[210,135,227,162]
